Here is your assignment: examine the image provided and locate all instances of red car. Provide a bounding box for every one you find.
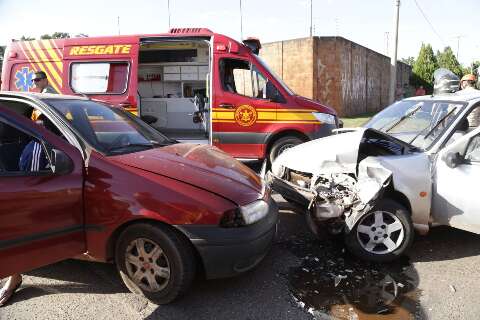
[0,92,278,304]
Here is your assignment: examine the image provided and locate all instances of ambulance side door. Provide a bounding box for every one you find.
[212,55,283,159]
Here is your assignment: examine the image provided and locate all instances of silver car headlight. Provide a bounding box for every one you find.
[312,112,336,125]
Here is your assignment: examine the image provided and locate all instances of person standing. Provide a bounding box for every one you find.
[460,74,478,91]
[415,85,426,96]
[459,74,480,127]
[32,71,58,94]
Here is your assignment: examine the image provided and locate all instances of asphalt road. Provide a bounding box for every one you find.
[2,194,480,320]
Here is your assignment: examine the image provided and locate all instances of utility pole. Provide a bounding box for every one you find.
[117,16,120,35]
[239,0,244,40]
[454,35,464,60]
[309,0,313,37]
[389,0,400,104]
[167,0,171,30]
[385,32,389,56]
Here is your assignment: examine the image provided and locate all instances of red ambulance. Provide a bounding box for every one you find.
[1,28,338,162]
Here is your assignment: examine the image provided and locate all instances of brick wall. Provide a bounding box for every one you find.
[261,36,412,117]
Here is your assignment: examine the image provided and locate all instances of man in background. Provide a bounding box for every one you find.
[32,71,57,94]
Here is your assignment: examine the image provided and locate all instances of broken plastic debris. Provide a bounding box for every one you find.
[314,257,320,262]
[345,269,353,273]
[334,275,348,287]
[449,285,456,293]
[302,268,310,273]
[397,282,405,288]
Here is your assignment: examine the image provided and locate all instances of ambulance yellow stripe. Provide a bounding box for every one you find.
[25,42,61,92]
[29,41,63,88]
[277,112,317,121]
[18,43,40,73]
[50,39,64,61]
[41,40,63,71]
[257,120,321,124]
[23,42,61,93]
[213,111,234,120]
[257,111,275,120]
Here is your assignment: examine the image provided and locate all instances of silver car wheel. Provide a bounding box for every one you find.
[125,238,171,292]
[356,211,405,255]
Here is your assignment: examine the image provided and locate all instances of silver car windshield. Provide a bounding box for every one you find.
[365,100,465,150]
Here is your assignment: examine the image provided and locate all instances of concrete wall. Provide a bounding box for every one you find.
[261,38,315,99]
[261,36,412,117]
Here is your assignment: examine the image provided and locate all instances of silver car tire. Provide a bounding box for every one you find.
[345,198,414,262]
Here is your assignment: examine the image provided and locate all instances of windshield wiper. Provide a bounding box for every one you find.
[107,143,155,153]
[408,107,458,145]
[381,104,423,133]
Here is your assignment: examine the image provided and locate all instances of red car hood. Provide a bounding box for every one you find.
[110,143,263,205]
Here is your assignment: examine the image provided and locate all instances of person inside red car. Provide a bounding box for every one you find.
[0,114,52,306]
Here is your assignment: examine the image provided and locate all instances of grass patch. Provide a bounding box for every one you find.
[340,112,376,128]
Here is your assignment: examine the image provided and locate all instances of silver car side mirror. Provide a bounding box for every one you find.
[445,152,463,168]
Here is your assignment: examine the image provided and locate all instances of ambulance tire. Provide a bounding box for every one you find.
[115,223,196,304]
[269,136,304,164]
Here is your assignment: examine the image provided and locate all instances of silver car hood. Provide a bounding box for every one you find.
[272,128,366,176]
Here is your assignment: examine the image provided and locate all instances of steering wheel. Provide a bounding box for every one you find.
[111,134,131,147]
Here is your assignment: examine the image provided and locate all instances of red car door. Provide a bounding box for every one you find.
[0,106,85,277]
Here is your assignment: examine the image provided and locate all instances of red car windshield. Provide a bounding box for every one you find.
[43,99,172,155]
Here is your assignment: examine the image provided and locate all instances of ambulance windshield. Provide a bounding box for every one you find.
[255,55,295,96]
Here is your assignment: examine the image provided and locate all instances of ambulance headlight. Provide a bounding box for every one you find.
[312,112,336,125]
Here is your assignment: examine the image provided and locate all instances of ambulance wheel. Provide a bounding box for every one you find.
[115,223,196,304]
[345,199,414,262]
[269,136,304,164]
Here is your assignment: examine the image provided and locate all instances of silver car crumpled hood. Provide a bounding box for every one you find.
[269,128,393,233]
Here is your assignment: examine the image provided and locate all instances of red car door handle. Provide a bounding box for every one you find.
[219,103,235,109]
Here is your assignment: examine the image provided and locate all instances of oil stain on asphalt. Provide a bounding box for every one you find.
[281,236,423,319]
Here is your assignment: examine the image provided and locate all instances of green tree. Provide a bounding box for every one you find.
[20,36,35,41]
[401,56,415,66]
[40,32,70,39]
[436,46,463,78]
[412,43,438,91]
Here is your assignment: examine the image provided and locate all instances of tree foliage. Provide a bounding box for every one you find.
[412,43,438,91]
[40,32,70,39]
[20,36,35,41]
[401,56,415,66]
[436,47,463,78]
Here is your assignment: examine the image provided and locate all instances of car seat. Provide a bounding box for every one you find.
[0,122,30,171]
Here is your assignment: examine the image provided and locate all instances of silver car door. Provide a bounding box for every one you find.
[433,126,480,234]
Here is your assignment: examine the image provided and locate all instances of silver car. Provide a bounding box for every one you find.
[268,90,480,261]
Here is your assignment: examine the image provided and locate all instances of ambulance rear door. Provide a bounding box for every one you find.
[63,39,139,113]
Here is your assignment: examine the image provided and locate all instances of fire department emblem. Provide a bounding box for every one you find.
[234,105,257,127]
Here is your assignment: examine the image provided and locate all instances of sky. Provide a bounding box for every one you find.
[0,0,478,66]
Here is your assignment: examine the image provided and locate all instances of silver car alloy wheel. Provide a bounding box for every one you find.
[356,210,405,255]
[125,238,171,292]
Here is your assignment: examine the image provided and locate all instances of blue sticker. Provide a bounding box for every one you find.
[15,67,35,91]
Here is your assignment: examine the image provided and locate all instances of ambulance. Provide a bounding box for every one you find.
[1,28,338,162]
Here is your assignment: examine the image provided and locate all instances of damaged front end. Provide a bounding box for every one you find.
[267,129,416,237]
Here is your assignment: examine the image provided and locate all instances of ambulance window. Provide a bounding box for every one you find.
[220,58,282,101]
[70,62,128,94]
